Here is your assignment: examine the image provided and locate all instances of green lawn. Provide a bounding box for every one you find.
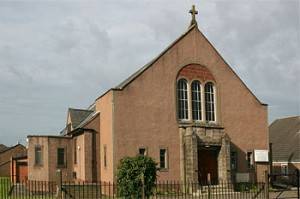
[0,178,55,199]
[0,177,11,198]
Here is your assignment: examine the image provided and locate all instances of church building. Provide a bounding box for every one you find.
[27,6,269,183]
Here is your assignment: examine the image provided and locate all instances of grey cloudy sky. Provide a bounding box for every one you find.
[0,0,299,145]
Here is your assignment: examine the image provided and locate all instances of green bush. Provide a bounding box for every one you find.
[117,156,157,199]
[235,182,257,192]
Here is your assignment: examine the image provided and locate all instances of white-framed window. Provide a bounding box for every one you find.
[177,79,189,120]
[204,82,215,122]
[191,80,202,121]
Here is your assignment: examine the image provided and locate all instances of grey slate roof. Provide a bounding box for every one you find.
[0,144,7,153]
[269,116,300,162]
[69,108,94,129]
[0,144,25,154]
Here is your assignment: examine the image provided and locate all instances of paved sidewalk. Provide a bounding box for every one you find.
[269,190,299,199]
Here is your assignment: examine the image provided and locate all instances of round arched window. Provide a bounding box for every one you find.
[204,82,215,122]
[177,79,188,120]
[191,80,202,121]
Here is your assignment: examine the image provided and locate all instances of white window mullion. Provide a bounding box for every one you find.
[201,84,206,121]
[187,81,192,121]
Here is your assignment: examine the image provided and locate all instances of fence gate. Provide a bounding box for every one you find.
[269,170,300,199]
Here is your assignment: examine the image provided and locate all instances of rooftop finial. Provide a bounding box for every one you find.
[189,5,198,26]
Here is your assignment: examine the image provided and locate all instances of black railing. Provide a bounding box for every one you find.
[0,178,269,199]
[268,170,300,199]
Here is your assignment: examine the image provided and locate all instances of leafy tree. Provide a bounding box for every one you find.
[117,156,157,199]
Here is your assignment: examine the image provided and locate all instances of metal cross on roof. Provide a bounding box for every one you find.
[189,5,198,26]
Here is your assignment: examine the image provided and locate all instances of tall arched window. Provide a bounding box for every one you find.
[205,82,215,122]
[191,80,202,121]
[177,79,189,120]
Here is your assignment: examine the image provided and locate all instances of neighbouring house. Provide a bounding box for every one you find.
[27,108,100,182]
[269,116,300,177]
[0,144,8,152]
[27,6,269,184]
[0,144,27,179]
[11,154,28,183]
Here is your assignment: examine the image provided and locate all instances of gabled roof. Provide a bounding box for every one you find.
[114,24,197,90]
[0,144,25,154]
[68,108,94,129]
[269,116,300,162]
[95,23,266,106]
[0,144,8,153]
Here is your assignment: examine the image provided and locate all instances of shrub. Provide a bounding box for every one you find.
[117,156,157,199]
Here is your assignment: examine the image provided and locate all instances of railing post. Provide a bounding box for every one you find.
[269,143,273,186]
[141,173,145,199]
[264,170,269,199]
[207,173,211,199]
[56,169,62,199]
[297,169,299,199]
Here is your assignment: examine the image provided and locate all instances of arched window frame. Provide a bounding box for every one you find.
[191,80,202,121]
[204,82,217,123]
[177,78,189,121]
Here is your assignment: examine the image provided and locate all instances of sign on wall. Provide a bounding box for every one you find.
[254,150,269,162]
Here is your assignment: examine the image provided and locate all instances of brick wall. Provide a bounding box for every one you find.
[0,145,26,177]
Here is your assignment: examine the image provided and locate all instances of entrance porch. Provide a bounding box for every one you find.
[179,125,231,184]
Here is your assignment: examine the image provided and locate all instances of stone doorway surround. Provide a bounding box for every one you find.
[179,124,231,183]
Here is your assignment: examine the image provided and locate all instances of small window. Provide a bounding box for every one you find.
[73,172,77,179]
[35,145,42,166]
[205,82,215,122]
[177,79,189,120]
[74,138,77,164]
[281,164,288,175]
[247,152,253,169]
[230,151,237,170]
[104,145,107,168]
[159,149,168,169]
[139,148,146,156]
[57,148,65,167]
[191,80,202,121]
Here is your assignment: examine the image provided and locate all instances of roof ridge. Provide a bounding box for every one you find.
[76,111,100,129]
[270,115,300,125]
[94,24,198,101]
[0,144,24,154]
[69,107,93,112]
[114,24,197,90]
[277,115,300,120]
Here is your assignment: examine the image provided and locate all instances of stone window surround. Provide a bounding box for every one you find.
[177,77,218,124]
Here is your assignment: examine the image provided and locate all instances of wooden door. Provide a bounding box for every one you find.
[16,162,28,182]
[198,149,218,184]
